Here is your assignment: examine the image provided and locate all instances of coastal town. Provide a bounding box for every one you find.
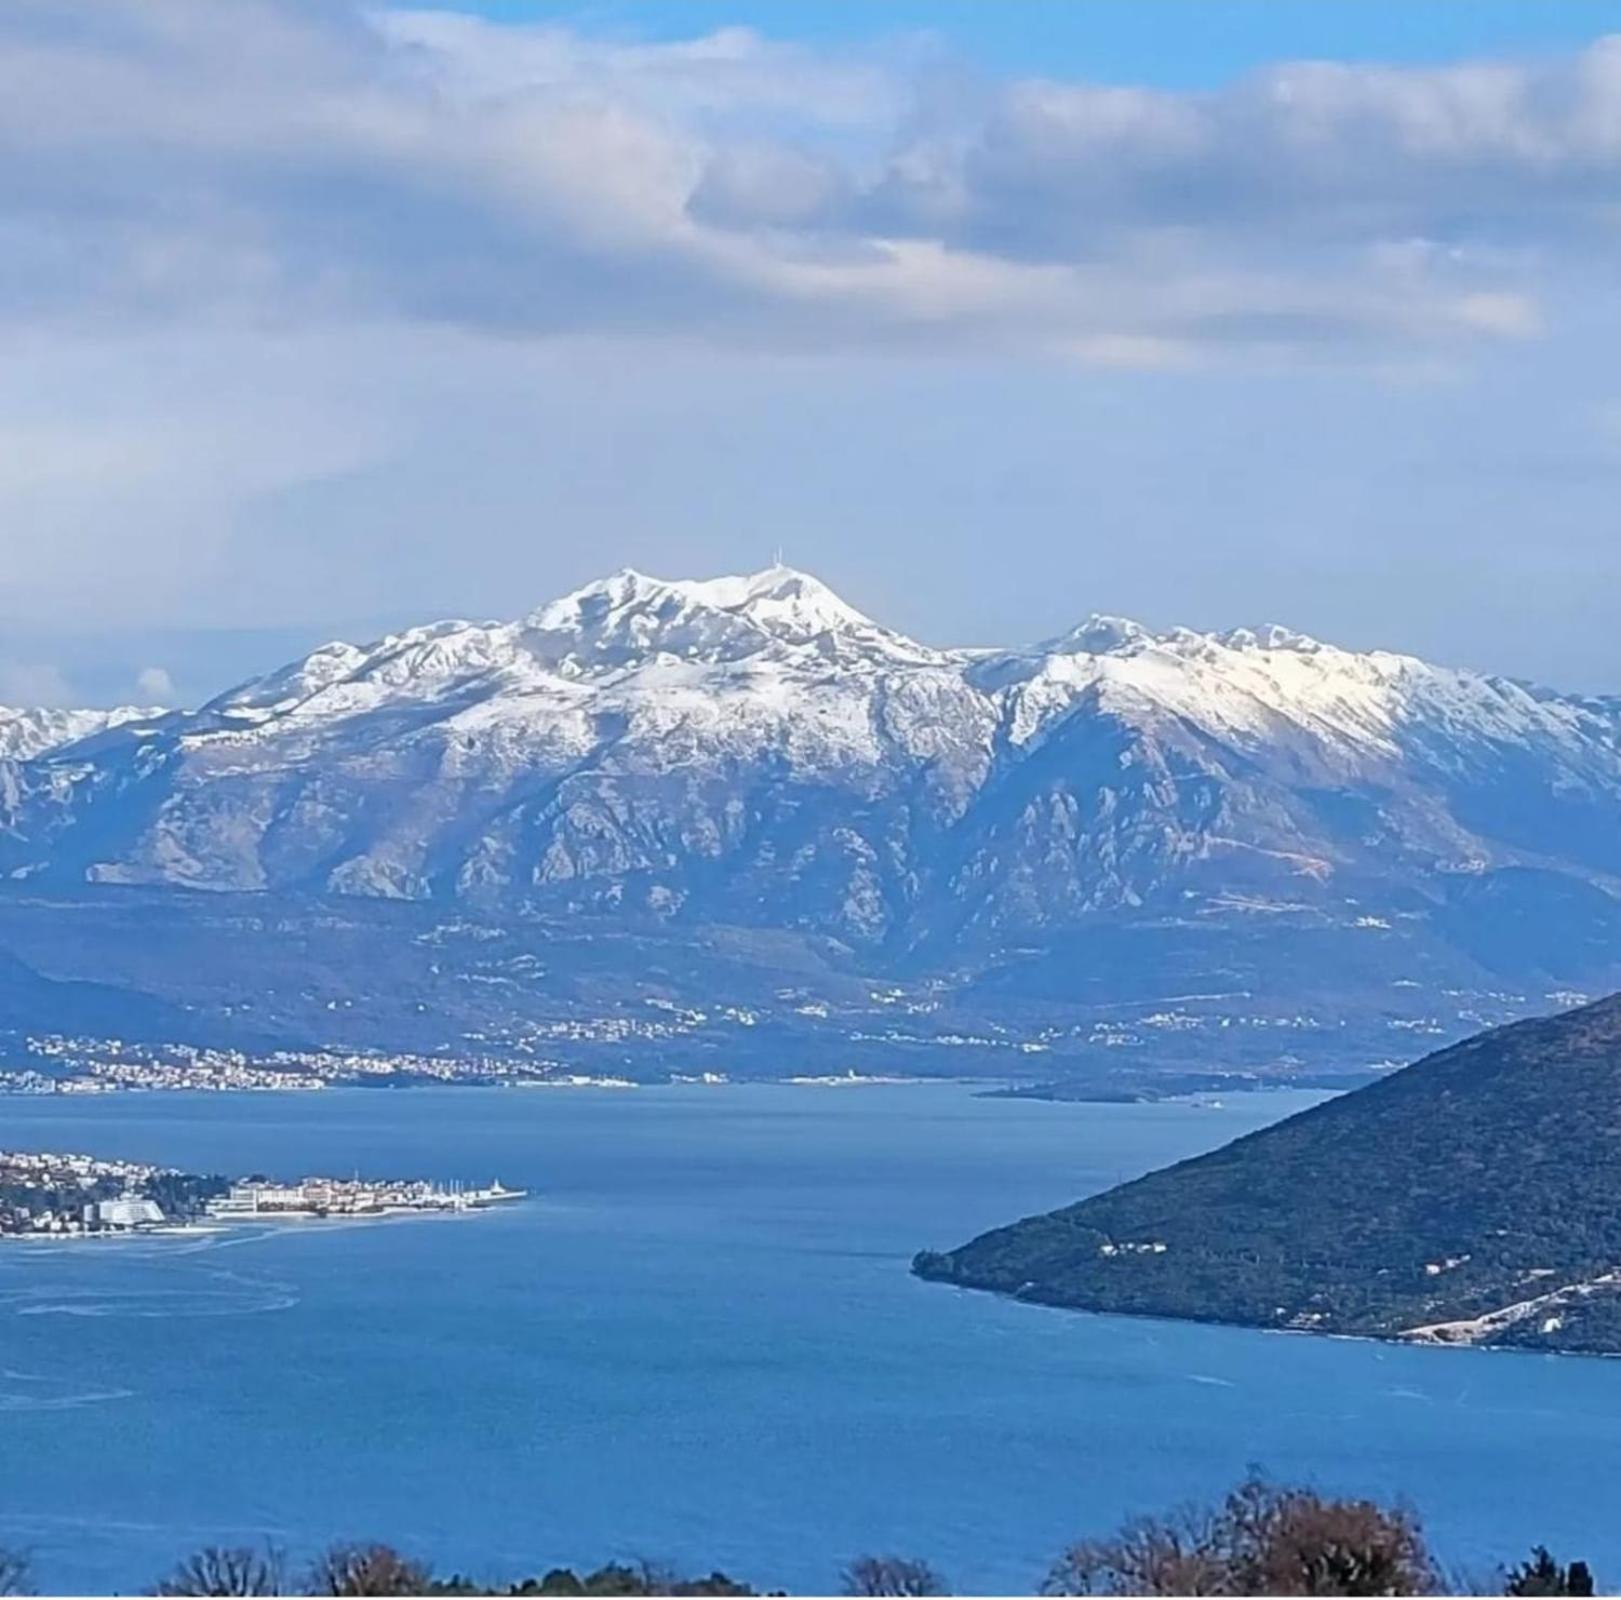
[208,1175,525,1219]
[6,1034,564,1092]
[0,1148,525,1238]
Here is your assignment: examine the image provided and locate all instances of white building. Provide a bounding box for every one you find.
[211,1181,317,1214]
[96,1196,165,1229]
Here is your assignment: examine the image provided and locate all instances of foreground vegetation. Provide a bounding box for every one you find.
[0,1477,1602,1596]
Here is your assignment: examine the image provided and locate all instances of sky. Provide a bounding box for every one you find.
[4,0,1621,706]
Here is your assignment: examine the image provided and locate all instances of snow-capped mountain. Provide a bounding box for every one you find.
[0,704,159,762]
[3,565,1620,992]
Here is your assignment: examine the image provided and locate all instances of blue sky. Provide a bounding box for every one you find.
[3,0,1621,704]
[440,2,1621,85]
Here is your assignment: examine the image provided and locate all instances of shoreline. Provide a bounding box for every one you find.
[0,1201,527,1245]
[913,1271,1621,1363]
[0,1073,1336,1101]
[1,1221,228,1244]
[0,1075,1002,1104]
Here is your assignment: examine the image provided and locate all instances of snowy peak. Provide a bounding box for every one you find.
[1041,613,1336,663]
[1217,624,1328,655]
[524,564,932,668]
[4,561,1621,979]
[189,565,941,737]
[545,564,873,638]
[208,640,372,718]
[972,606,1606,771]
[0,704,162,761]
[1046,613,1152,656]
[46,567,1607,790]
[708,564,876,639]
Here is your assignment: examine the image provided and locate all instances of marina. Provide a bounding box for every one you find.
[207,1176,527,1219]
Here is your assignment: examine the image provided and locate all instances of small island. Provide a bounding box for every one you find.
[0,1148,524,1238]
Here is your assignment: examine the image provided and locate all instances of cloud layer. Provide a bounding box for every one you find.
[5,1,1617,362]
[3,3,1621,703]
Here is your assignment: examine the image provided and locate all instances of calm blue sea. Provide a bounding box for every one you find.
[2,1084,1620,1595]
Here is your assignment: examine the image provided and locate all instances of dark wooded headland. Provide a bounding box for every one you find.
[917,995,1621,1355]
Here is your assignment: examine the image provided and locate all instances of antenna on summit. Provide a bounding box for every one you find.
[772,545,785,568]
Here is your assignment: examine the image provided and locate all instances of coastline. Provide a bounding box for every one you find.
[0,1071,1346,1100]
[1,1201,527,1245]
[912,1269,1621,1362]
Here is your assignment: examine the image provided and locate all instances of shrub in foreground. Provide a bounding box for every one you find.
[1042,1475,1440,1596]
[1503,1547,1595,1598]
[133,1487,1606,1598]
[0,1547,29,1599]
[154,1544,287,1596]
[154,1547,759,1599]
[839,1554,948,1596]
[307,1544,435,1597]
[482,1562,753,1596]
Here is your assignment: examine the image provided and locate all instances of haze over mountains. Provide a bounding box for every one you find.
[2,564,1619,1082]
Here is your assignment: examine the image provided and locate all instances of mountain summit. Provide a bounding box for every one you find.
[2,564,1620,1003]
[524,564,931,666]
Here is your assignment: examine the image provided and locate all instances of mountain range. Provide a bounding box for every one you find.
[2,564,1619,1080]
[914,993,1621,1355]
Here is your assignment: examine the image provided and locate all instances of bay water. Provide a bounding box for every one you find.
[2,1085,1618,1594]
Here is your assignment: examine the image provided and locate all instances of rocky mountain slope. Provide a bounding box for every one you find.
[4,565,1621,959]
[0,564,1618,1078]
[914,993,1621,1355]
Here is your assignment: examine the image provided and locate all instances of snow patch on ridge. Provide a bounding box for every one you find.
[6,563,1621,940]
[988,612,1602,775]
[0,705,162,762]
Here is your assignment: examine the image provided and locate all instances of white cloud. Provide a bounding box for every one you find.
[1,2,1620,695]
[134,665,176,702]
[0,2,1613,362]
